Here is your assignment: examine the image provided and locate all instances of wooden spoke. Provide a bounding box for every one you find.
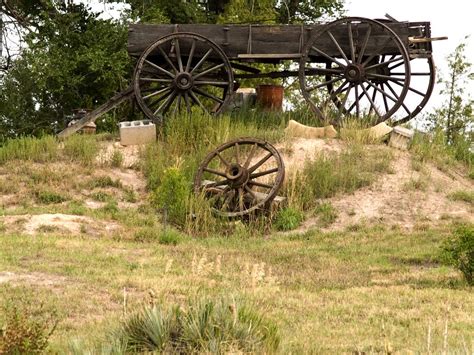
[354,84,360,117]
[140,78,173,83]
[310,46,346,68]
[234,142,240,164]
[216,152,230,168]
[173,37,183,72]
[380,83,390,112]
[144,60,174,78]
[249,167,279,179]
[194,80,230,86]
[184,92,191,114]
[361,84,382,118]
[357,24,372,63]
[306,76,343,92]
[248,152,273,173]
[327,30,349,64]
[347,22,355,62]
[157,46,178,74]
[142,87,171,100]
[186,39,196,72]
[203,167,227,178]
[190,48,213,74]
[154,91,176,115]
[204,179,231,188]
[189,90,211,115]
[244,143,258,169]
[366,73,406,82]
[248,180,274,189]
[365,56,404,70]
[244,185,257,201]
[193,63,225,80]
[389,79,426,96]
[193,87,224,104]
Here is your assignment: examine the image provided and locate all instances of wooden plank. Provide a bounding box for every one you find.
[57,86,135,139]
[237,53,301,59]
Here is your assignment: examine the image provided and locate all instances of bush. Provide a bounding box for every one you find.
[448,190,474,206]
[0,304,57,354]
[150,167,189,226]
[111,297,279,353]
[274,207,304,231]
[442,224,474,285]
[89,175,122,189]
[133,227,181,245]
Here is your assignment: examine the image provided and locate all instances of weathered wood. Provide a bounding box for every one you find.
[57,86,134,139]
[127,22,432,61]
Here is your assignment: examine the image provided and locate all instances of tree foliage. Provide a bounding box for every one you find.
[426,39,473,144]
[0,0,344,139]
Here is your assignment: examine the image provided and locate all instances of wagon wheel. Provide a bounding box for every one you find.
[133,32,234,122]
[388,56,435,125]
[299,17,411,126]
[194,138,285,218]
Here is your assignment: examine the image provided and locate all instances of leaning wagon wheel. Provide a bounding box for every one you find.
[299,17,411,126]
[388,56,435,125]
[194,138,285,218]
[133,32,234,122]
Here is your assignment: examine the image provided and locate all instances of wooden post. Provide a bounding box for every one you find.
[57,86,135,139]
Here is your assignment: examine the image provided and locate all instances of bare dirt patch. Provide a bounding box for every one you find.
[97,141,141,168]
[1,213,121,236]
[0,271,67,286]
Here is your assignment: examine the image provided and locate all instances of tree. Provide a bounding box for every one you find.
[426,39,473,144]
[0,2,131,139]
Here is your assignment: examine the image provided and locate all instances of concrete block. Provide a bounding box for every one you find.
[389,126,414,150]
[285,119,337,139]
[119,120,156,146]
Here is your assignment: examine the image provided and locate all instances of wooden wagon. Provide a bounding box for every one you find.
[59,16,442,138]
[128,16,438,126]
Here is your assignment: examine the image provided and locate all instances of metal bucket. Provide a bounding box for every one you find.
[256,84,284,111]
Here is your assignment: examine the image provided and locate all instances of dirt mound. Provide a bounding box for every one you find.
[278,139,473,232]
[0,271,67,286]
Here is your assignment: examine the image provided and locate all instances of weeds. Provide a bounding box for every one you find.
[109,150,124,168]
[0,136,58,164]
[88,175,122,189]
[34,190,68,204]
[314,202,338,227]
[448,190,474,205]
[0,303,57,354]
[63,134,99,166]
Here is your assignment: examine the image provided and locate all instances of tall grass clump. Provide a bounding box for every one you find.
[411,130,473,174]
[110,297,279,353]
[284,145,392,210]
[63,134,100,166]
[0,136,58,164]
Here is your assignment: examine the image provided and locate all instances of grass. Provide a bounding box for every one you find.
[0,224,472,353]
[0,136,58,164]
[448,190,474,206]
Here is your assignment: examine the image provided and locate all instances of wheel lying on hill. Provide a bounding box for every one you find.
[299,17,411,126]
[194,138,285,218]
[133,32,234,122]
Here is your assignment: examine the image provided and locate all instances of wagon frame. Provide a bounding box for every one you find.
[59,16,443,138]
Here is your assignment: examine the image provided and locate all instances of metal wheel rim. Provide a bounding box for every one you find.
[133,32,234,122]
[299,17,411,126]
[194,137,285,218]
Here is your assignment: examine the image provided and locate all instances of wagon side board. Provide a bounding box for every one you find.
[127,22,432,61]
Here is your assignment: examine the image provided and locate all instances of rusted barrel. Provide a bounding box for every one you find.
[256,84,284,111]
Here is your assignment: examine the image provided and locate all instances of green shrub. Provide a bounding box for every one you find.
[111,297,279,353]
[158,229,181,245]
[90,191,113,202]
[63,134,99,166]
[34,190,68,204]
[0,136,58,164]
[274,207,304,231]
[150,167,189,226]
[0,304,57,354]
[442,224,474,285]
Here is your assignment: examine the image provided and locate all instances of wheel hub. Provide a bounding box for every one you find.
[344,64,365,83]
[226,163,249,187]
[174,72,193,90]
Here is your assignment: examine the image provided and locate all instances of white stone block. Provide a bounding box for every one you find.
[389,126,414,150]
[119,120,156,146]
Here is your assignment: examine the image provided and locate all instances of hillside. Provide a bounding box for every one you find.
[0,131,473,353]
